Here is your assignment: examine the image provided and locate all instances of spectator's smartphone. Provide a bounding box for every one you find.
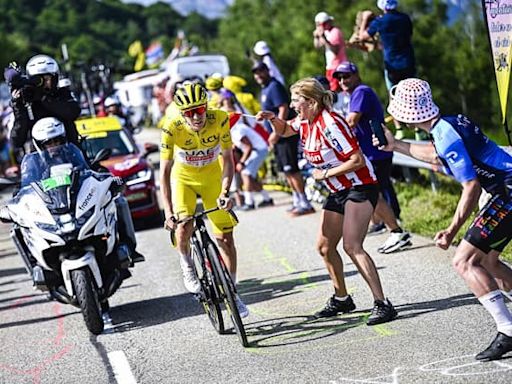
[370,119,388,146]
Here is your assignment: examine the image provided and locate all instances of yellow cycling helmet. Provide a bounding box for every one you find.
[174,83,208,111]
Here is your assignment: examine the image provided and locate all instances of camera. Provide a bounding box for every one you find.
[4,63,44,102]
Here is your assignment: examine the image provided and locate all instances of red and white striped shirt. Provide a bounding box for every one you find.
[291,109,377,193]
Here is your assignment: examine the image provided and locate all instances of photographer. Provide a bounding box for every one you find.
[6,54,80,162]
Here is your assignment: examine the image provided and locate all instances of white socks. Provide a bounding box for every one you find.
[244,191,254,205]
[179,252,193,270]
[479,290,512,337]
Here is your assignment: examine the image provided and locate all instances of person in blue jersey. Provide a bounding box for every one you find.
[375,78,512,362]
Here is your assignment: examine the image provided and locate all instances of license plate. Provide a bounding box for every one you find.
[126,191,147,202]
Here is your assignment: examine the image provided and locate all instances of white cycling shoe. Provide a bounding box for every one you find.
[181,265,201,294]
[235,295,249,318]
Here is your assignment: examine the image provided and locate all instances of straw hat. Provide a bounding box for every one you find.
[387,78,439,123]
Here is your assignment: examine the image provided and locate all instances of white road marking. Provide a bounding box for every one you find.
[107,350,137,384]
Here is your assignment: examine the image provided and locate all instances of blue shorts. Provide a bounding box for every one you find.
[241,148,268,179]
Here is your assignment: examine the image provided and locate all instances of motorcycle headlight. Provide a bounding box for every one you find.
[76,207,94,226]
[125,169,152,186]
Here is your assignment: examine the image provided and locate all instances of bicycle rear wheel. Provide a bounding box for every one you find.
[206,241,248,347]
[191,241,224,334]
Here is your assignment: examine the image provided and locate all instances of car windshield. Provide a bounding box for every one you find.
[82,129,136,160]
[20,143,89,188]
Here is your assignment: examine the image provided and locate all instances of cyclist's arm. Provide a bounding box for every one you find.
[220,148,234,197]
[448,178,481,235]
[159,157,174,219]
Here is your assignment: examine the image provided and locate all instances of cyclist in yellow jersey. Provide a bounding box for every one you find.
[159,83,249,317]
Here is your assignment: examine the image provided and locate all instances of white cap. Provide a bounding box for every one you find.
[253,40,270,56]
[315,12,333,24]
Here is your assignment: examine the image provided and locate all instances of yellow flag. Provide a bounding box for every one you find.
[483,1,512,123]
[128,40,146,72]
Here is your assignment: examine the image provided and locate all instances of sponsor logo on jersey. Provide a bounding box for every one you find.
[201,134,219,145]
[305,151,323,164]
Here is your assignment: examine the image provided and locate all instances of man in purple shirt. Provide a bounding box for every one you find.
[334,61,411,253]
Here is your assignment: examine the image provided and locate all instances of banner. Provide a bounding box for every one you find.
[482,1,512,123]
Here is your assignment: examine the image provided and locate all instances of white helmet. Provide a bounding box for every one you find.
[32,117,66,146]
[104,96,120,108]
[253,40,270,56]
[26,54,60,76]
[315,12,333,24]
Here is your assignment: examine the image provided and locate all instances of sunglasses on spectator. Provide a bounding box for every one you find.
[182,105,207,117]
[336,73,353,80]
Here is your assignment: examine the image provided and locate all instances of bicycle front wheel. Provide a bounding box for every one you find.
[207,242,248,347]
[191,241,224,334]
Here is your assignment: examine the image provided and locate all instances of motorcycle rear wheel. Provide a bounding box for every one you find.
[72,268,104,335]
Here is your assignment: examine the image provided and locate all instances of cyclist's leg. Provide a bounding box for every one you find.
[197,168,238,281]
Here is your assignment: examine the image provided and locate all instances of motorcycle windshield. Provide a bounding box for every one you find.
[20,144,90,211]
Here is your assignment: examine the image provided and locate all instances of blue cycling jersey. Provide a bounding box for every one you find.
[430,115,512,195]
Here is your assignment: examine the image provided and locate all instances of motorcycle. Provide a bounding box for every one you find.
[0,143,132,334]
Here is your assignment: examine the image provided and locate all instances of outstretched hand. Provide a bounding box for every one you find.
[372,126,395,152]
[434,229,455,250]
[255,111,275,121]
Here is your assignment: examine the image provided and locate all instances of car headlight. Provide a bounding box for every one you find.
[125,169,152,186]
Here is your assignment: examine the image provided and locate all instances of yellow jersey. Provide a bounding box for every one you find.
[160,109,232,168]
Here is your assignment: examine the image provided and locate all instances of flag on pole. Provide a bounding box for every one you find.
[482,1,512,124]
[145,41,165,68]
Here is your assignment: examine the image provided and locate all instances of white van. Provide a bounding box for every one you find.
[162,54,230,81]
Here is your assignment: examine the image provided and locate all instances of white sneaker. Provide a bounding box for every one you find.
[378,231,412,254]
[181,266,201,294]
[235,295,249,318]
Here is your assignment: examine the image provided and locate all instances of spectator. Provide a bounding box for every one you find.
[256,77,397,325]
[359,0,417,140]
[223,75,261,115]
[334,61,411,253]
[220,89,274,210]
[379,78,512,361]
[205,73,224,109]
[253,40,286,86]
[313,12,348,92]
[252,61,314,216]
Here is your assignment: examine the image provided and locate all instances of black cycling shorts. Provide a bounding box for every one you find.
[274,135,300,174]
[464,194,512,253]
[323,184,379,215]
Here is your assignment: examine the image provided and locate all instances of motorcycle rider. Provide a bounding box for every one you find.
[4,117,144,287]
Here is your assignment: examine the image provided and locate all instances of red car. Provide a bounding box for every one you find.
[77,117,161,222]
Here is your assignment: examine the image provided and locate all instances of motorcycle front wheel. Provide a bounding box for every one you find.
[72,268,104,335]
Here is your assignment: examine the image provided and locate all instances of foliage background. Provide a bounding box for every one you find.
[0,0,510,143]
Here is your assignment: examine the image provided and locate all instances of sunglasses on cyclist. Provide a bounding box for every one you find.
[182,105,207,118]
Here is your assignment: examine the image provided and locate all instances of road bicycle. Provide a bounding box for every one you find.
[169,206,249,347]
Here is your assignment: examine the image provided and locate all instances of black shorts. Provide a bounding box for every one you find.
[371,157,393,194]
[274,135,300,174]
[464,194,512,253]
[323,184,379,215]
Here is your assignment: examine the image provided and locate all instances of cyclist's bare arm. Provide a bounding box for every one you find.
[159,158,176,229]
[218,148,234,210]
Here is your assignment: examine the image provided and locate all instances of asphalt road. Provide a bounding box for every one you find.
[0,128,511,384]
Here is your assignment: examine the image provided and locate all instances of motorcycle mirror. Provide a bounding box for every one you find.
[92,148,112,166]
[142,142,159,158]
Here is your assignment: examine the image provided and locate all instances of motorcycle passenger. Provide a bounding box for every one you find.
[159,83,249,318]
[7,54,81,163]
